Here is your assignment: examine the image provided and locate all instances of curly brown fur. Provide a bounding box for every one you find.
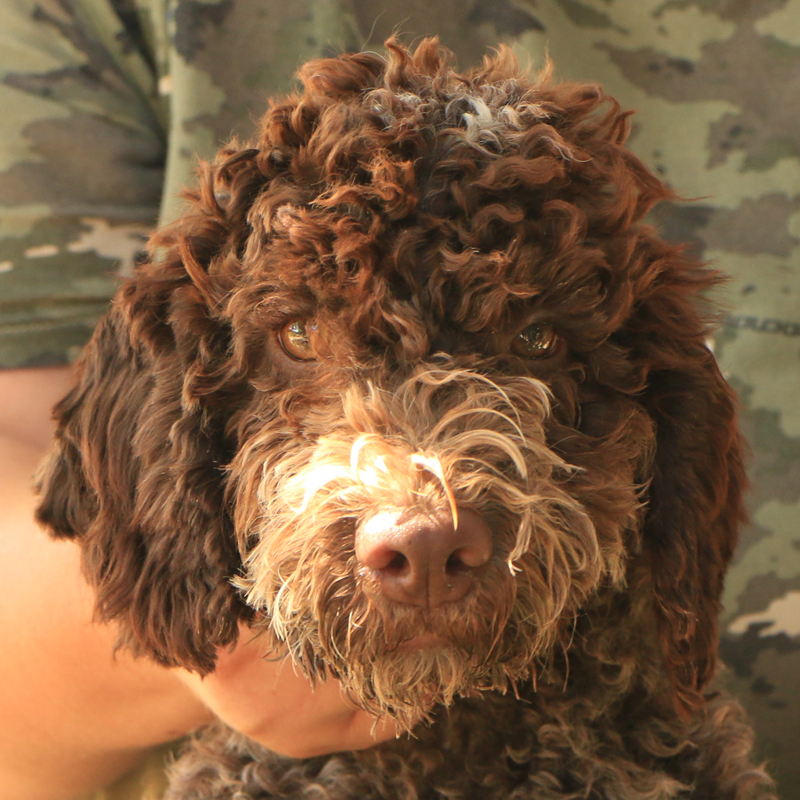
[36,39,775,798]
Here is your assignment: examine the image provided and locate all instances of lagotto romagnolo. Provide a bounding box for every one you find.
[37,38,776,799]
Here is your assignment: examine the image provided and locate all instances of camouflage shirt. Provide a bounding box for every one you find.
[1,0,798,795]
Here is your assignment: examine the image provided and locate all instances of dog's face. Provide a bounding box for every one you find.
[221,212,651,725]
[36,40,744,728]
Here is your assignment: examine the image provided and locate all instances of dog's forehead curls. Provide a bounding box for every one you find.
[36,37,744,731]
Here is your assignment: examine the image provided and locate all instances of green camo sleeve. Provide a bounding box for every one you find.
[0,0,166,367]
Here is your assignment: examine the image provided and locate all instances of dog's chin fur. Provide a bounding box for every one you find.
[253,565,531,730]
[254,588,529,731]
[335,645,503,730]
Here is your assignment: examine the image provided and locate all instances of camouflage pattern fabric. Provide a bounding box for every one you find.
[1,0,797,795]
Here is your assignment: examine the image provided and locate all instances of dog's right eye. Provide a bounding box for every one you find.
[510,323,559,359]
[278,320,317,361]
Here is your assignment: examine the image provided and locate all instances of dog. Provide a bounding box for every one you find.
[36,38,777,799]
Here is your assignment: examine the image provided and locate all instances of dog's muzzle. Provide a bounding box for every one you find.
[232,368,623,723]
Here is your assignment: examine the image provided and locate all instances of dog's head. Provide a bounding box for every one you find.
[37,39,744,727]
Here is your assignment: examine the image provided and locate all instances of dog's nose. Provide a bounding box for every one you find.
[356,508,492,607]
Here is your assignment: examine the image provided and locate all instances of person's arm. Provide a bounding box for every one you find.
[175,626,396,759]
[0,366,393,800]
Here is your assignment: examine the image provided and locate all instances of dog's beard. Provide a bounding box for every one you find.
[245,550,526,730]
[344,647,491,728]
[232,368,635,728]
[275,554,524,729]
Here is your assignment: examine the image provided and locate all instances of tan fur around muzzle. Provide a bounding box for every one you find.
[232,367,631,727]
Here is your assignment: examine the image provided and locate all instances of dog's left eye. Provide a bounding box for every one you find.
[278,320,317,361]
[511,323,559,359]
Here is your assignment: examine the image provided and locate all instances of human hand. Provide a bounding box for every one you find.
[176,625,397,758]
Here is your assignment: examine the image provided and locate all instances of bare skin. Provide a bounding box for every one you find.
[0,366,394,800]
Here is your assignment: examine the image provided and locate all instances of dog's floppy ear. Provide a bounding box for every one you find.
[35,158,260,673]
[633,267,746,716]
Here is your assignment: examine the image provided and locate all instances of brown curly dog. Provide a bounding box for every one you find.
[36,39,776,799]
